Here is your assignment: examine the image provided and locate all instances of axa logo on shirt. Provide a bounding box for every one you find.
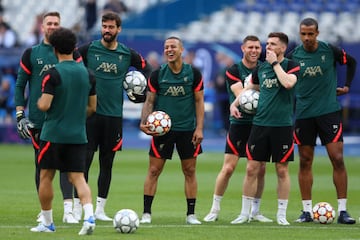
[39,64,55,76]
[303,66,323,77]
[262,78,279,88]
[96,62,118,74]
[164,86,186,96]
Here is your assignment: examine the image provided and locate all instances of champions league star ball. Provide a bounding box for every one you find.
[113,209,140,233]
[146,111,172,136]
[239,89,259,115]
[124,70,147,94]
[312,202,336,224]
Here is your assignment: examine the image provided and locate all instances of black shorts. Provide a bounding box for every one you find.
[246,125,294,163]
[225,123,252,157]
[29,128,41,150]
[149,130,203,160]
[38,141,87,172]
[294,111,343,146]
[86,113,123,152]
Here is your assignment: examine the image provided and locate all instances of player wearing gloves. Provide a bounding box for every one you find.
[74,11,152,221]
[16,110,34,139]
[126,92,146,103]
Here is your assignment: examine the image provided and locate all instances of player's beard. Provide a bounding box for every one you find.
[44,29,55,42]
[102,32,117,43]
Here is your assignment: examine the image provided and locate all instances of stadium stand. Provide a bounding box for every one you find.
[2,0,359,45]
[1,0,170,45]
[165,1,360,44]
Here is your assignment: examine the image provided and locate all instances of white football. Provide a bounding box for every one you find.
[239,89,259,114]
[113,209,140,233]
[146,111,171,136]
[312,202,336,224]
[124,70,147,94]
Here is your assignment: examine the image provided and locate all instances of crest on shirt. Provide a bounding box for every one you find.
[321,55,326,63]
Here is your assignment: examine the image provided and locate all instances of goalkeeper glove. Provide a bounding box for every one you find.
[16,110,34,140]
[126,91,146,103]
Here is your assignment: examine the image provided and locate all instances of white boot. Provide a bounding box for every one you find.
[94,197,112,221]
[73,198,83,221]
[63,200,79,224]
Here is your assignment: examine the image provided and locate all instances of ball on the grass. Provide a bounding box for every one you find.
[312,202,336,224]
[113,209,140,233]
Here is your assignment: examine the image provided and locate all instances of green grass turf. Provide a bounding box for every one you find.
[0,144,359,239]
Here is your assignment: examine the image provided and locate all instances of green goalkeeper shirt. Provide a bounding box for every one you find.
[15,41,82,129]
[78,40,151,117]
[15,42,57,129]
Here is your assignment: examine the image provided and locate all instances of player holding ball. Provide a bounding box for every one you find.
[139,36,205,225]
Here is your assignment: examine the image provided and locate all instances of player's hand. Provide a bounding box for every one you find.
[16,110,34,139]
[266,50,277,65]
[192,128,203,147]
[336,86,349,96]
[230,102,242,119]
[139,122,159,136]
[126,91,146,103]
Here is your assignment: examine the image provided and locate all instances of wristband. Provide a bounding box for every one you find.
[16,110,25,122]
[271,61,279,67]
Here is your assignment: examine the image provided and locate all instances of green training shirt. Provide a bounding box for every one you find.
[79,40,150,117]
[15,42,57,128]
[252,59,299,127]
[149,63,204,131]
[225,61,261,124]
[40,61,96,144]
[290,41,341,119]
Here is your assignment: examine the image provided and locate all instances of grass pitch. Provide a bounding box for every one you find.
[0,144,359,239]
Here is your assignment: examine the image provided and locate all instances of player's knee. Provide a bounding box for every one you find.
[222,164,236,176]
[148,166,162,177]
[330,157,345,170]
